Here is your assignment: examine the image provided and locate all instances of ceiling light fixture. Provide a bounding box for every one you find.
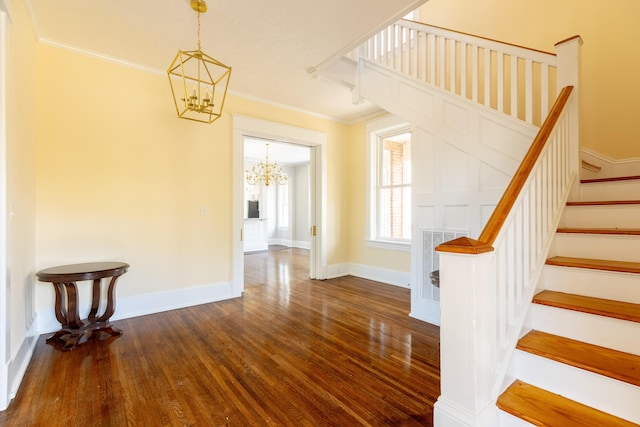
[167,0,231,124]
[245,144,288,187]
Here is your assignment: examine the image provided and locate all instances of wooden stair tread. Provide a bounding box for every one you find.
[498,380,638,427]
[546,256,640,274]
[533,290,640,323]
[581,175,640,184]
[566,200,640,206]
[556,227,640,235]
[518,330,640,386]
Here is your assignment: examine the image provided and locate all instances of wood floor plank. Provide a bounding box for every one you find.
[517,330,640,386]
[533,290,640,323]
[546,256,640,274]
[0,247,440,426]
[498,380,638,427]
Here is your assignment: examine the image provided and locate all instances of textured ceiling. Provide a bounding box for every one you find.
[26,0,427,123]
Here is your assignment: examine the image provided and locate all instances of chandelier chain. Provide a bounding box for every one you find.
[197,10,201,51]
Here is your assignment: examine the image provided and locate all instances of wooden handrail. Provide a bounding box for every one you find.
[437,85,574,254]
[402,19,557,57]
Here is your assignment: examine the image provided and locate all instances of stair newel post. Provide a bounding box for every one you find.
[555,36,583,201]
[434,238,497,427]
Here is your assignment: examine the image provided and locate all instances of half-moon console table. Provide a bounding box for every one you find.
[36,261,129,351]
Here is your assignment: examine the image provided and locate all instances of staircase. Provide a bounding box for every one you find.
[498,176,640,426]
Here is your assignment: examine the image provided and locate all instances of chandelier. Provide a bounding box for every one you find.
[246,144,288,186]
[167,0,231,124]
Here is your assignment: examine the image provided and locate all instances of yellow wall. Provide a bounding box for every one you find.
[6,0,38,359]
[418,0,640,159]
[345,122,411,273]
[34,43,355,312]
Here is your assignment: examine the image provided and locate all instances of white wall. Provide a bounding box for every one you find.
[2,0,38,409]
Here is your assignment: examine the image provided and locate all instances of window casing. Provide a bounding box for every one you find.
[366,120,412,251]
[277,182,289,228]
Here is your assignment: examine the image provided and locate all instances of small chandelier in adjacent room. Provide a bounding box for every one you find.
[167,0,231,124]
[246,144,288,186]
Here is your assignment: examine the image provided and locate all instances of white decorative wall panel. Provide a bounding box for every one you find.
[443,143,469,192]
[480,162,511,191]
[360,59,538,325]
[399,80,435,119]
[443,101,469,136]
[443,206,469,230]
[481,204,497,229]
[479,115,532,161]
[413,128,435,193]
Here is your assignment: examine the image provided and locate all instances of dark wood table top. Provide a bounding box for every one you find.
[36,262,129,283]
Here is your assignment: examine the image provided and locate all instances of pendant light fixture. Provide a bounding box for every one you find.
[245,144,289,187]
[167,0,231,124]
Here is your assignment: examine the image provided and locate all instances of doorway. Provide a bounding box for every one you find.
[232,116,327,297]
[242,137,311,256]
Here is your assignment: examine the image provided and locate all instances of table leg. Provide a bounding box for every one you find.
[51,282,67,325]
[88,278,101,321]
[62,282,85,330]
[46,282,86,351]
[95,275,121,323]
[92,275,123,338]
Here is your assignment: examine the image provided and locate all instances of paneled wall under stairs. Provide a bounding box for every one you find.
[360,61,539,324]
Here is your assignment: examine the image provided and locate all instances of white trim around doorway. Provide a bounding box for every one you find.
[232,115,327,295]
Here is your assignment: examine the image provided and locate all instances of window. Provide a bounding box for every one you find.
[378,132,411,240]
[277,182,289,228]
[366,118,412,251]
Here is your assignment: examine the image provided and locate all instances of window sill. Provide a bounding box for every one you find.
[365,239,411,252]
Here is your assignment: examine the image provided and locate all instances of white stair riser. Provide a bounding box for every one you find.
[578,180,640,202]
[498,410,535,427]
[511,350,640,424]
[559,204,640,228]
[530,304,640,356]
[551,233,640,263]
[542,265,640,304]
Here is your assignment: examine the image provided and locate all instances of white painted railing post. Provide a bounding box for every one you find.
[434,239,498,427]
[555,36,582,92]
[555,36,582,200]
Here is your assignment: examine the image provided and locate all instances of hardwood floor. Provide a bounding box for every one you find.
[0,247,441,426]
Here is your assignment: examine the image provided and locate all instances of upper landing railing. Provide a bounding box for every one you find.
[348,20,558,127]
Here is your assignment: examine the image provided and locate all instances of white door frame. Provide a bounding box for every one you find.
[0,2,10,410]
[232,115,327,294]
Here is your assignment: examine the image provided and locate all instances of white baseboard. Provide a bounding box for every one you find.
[434,396,499,427]
[330,264,411,288]
[293,240,310,250]
[264,239,309,249]
[36,280,238,334]
[1,321,38,410]
[581,148,640,180]
[324,263,410,288]
[325,263,349,279]
[268,238,292,247]
[410,299,441,326]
